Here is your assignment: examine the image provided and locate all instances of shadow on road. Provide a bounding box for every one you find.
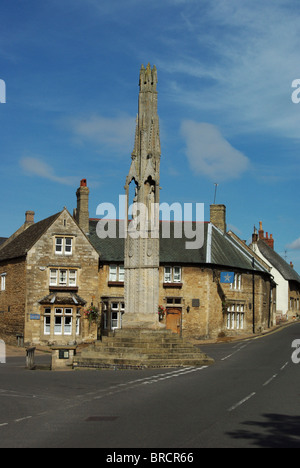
[227,413,300,448]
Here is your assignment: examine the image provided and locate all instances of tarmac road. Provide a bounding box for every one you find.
[0,322,299,449]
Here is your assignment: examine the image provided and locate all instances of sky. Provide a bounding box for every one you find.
[0,0,300,271]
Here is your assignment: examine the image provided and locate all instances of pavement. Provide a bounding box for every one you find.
[4,319,297,357]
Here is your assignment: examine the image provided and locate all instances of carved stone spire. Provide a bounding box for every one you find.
[123,64,162,330]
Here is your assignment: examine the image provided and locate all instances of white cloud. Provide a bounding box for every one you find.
[20,157,77,186]
[158,1,300,139]
[287,238,300,251]
[65,114,135,156]
[181,120,250,181]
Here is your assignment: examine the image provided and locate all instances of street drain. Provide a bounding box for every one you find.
[85,416,118,422]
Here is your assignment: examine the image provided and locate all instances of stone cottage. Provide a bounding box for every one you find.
[0,204,99,346]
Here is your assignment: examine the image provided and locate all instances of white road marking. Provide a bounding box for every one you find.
[263,374,278,386]
[228,392,256,412]
[280,362,289,371]
[14,416,32,423]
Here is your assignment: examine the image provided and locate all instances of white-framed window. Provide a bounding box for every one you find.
[59,270,67,286]
[64,316,72,335]
[109,265,125,282]
[164,267,182,283]
[49,269,77,287]
[227,304,245,330]
[54,308,63,335]
[50,269,58,286]
[231,274,242,291]
[0,273,6,291]
[53,308,74,336]
[43,307,81,337]
[55,237,63,255]
[55,237,73,255]
[44,308,51,335]
[65,238,72,255]
[69,270,77,286]
[119,266,125,282]
[76,309,80,335]
[102,301,123,330]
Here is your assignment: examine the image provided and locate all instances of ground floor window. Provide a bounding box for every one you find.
[102,300,124,330]
[43,307,81,337]
[227,304,245,330]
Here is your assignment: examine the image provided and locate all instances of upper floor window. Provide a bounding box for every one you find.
[109,265,125,283]
[164,267,182,283]
[231,273,242,291]
[55,237,73,256]
[50,269,77,287]
[0,273,6,291]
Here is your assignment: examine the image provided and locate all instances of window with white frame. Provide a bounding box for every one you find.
[109,265,125,282]
[44,307,80,337]
[53,308,74,336]
[44,308,51,335]
[102,301,124,330]
[227,304,245,330]
[231,273,242,291]
[55,237,73,255]
[164,267,182,283]
[0,273,6,291]
[49,269,77,287]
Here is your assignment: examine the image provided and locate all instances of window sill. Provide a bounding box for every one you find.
[163,282,183,289]
[49,286,78,292]
[108,281,124,287]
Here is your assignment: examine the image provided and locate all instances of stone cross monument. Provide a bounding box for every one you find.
[122,64,162,330]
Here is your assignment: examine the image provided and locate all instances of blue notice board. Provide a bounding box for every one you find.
[30,314,40,320]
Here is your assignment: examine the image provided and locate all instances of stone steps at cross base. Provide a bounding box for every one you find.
[73,329,214,370]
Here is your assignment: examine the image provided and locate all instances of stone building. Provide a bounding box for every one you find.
[250,222,300,320]
[88,208,275,340]
[0,65,281,347]
[0,205,99,346]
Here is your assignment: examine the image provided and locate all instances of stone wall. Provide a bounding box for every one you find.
[25,210,99,346]
[0,258,26,345]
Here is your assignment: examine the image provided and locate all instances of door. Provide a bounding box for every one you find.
[166,308,181,335]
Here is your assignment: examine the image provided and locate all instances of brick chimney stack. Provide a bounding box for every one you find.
[74,179,90,235]
[210,204,226,233]
[290,261,294,269]
[258,221,274,249]
[25,211,35,226]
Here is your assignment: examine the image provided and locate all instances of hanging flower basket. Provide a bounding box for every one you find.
[158,305,166,321]
[84,305,100,325]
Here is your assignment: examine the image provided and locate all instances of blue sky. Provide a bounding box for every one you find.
[0,0,300,271]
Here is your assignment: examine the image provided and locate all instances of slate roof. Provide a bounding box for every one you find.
[257,239,300,283]
[0,238,7,246]
[89,219,269,274]
[0,213,61,262]
[39,292,86,306]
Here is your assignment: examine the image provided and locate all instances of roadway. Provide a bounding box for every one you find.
[0,322,299,449]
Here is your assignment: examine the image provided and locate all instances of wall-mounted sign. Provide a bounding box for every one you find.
[30,314,40,320]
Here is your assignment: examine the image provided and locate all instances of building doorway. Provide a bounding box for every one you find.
[166,308,182,335]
